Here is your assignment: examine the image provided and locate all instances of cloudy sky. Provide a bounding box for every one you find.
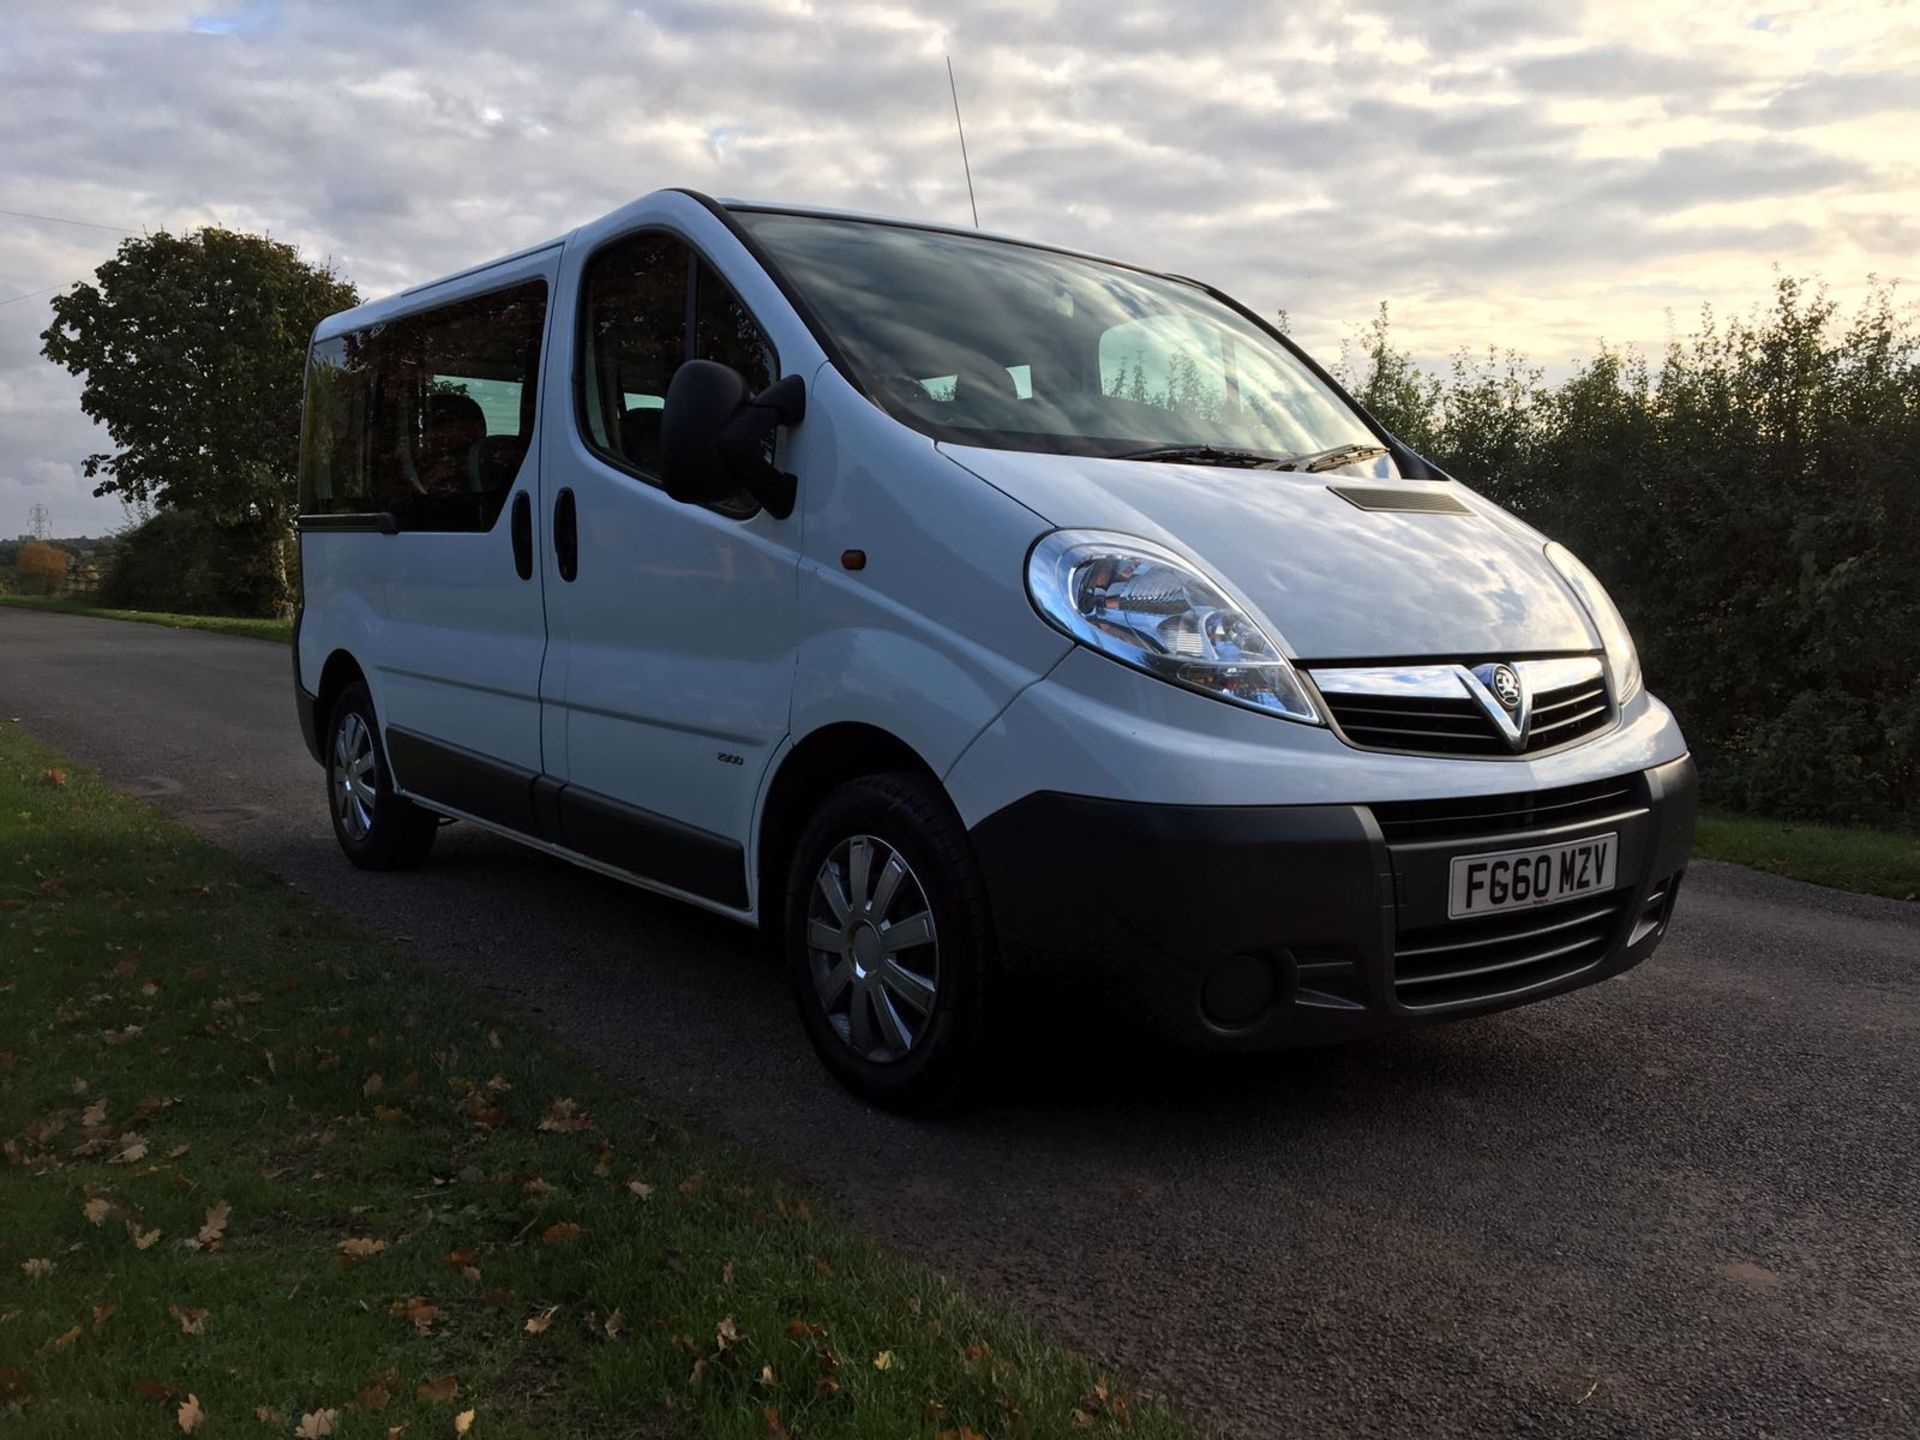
[2,0,1916,535]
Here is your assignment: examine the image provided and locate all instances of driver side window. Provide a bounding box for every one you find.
[578,234,776,487]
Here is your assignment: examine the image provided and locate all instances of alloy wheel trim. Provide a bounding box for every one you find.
[332,711,378,842]
[805,833,940,1064]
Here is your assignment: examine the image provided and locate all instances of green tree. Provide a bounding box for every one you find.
[40,228,358,616]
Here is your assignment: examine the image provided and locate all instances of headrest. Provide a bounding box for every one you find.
[425,390,487,438]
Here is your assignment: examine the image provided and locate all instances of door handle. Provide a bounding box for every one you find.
[510,492,533,580]
[553,487,578,582]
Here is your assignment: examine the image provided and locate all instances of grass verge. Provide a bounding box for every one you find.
[0,595,291,645]
[1694,808,1919,902]
[0,722,1194,1439]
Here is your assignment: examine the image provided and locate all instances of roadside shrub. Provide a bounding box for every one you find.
[16,540,70,595]
[100,508,284,617]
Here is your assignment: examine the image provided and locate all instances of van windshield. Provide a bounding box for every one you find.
[733,209,1387,467]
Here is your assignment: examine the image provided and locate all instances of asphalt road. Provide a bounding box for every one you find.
[3,606,1917,1439]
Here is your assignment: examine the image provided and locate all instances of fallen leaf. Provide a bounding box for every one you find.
[391,1297,438,1335]
[604,1308,624,1339]
[873,1350,896,1371]
[339,1237,386,1259]
[354,1371,398,1412]
[178,1393,204,1433]
[454,1410,475,1435]
[128,1222,162,1250]
[83,1198,113,1226]
[109,1137,148,1165]
[486,1030,502,1050]
[21,1258,53,1280]
[46,1324,82,1353]
[1071,1409,1095,1429]
[541,1222,583,1246]
[523,1312,553,1336]
[196,1201,231,1250]
[255,1406,285,1423]
[294,1408,338,1438]
[41,768,67,787]
[169,1305,210,1336]
[715,1316,742,1352]
[626,1180,653,1201]
[417,1376,458,1404]
[538,1097,592,1132]
[764,1404,789,1438]
[442,1248,478,1268]
[78,1099,108,1130]
[92,1304,115,1334]
[362,1073,383,1099]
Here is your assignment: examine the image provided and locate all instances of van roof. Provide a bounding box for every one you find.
[314,190,1170,341]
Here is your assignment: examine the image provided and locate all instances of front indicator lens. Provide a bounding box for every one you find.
[1026,530,1321,723]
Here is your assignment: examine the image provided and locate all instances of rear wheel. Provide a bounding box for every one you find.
[325,682,438,870]
[784,773,993,1114]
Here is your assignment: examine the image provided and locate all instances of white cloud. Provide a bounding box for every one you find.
[1,0,1915,534]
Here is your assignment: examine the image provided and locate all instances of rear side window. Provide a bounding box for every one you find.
[578,233,775,497]
[299,279,549,532]
[299,332,375,514]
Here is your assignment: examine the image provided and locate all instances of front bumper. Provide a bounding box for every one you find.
[969,755,1697,1048]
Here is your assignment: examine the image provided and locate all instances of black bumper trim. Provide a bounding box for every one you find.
[968,756,1697,1049]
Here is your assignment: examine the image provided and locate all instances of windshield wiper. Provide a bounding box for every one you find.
[1269,442,1391,474]
[1115,444,1290,468]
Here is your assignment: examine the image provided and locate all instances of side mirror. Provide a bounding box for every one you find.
[659,360,807,518]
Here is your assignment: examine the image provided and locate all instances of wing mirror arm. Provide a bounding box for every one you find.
[661,360,807,520]
[719,373,807,520]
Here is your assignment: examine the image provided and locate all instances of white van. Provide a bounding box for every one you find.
[294,189,1695,1111]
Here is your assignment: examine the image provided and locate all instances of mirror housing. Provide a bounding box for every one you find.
[659,360,807,518]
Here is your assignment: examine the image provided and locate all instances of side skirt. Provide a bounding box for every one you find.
[383,726,754,919]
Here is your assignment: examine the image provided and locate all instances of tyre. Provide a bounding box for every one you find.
[784,773,994,1114]
[325,682,439,870]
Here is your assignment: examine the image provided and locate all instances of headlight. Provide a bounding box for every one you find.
[1026,530,1321,723]
[1544,541,1642,702]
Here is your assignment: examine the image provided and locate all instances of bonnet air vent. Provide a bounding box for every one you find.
[1328,486,1473,515]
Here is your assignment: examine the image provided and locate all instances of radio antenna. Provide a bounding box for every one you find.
[946,54,980,228]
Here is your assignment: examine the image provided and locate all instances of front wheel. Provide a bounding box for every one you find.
[325,682,439,870]
[784,773,994,1114]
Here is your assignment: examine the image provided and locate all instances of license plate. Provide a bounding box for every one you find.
[1448,832,1618,919]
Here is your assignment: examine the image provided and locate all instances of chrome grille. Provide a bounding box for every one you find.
[1319,689,1498,755]
[1528,674,1611,749]
[1310,656,1614,759]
